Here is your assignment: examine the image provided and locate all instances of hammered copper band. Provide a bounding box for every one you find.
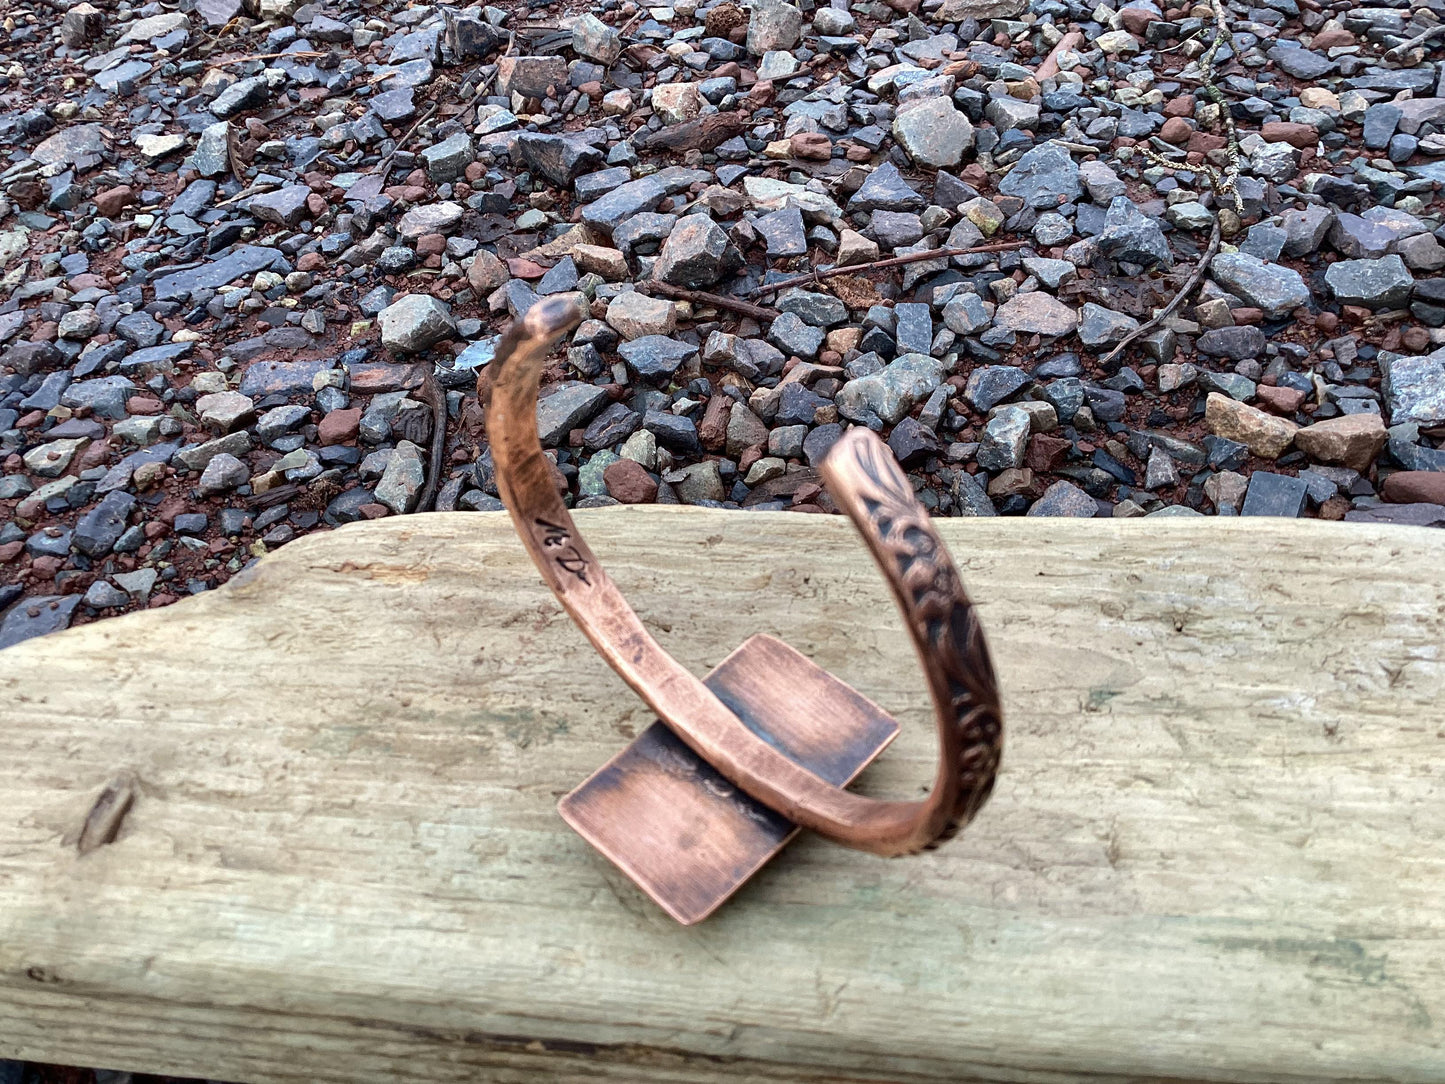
[481,295,1003,856]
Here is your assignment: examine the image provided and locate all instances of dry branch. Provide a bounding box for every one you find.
[1099,218,1222,367]
[748,241,1028,298]
[645,282,780,322]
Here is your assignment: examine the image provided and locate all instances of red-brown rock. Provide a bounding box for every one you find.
[790,132,832,160]
[603,458,658,504]
[697,393,731,451]
[30,556,64,580]
[1187,131,1226,154]
[1254,384,1306,415]
[126,395,163,415]
[1311,27,1355,49]
[1382,471,1445,505]
[1159,117,1193,144]
[1025,433,1072,471]
[93,185,135,218]
[1295,413,1387,473]
[1260,121,1316,149]
[318,407,362,446]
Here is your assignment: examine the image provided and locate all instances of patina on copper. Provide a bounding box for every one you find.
[482,295,1003,920]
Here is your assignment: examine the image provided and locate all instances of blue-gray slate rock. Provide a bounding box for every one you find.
[73,491,136,557]
[1241,471,1308,516]
[0,595,82,650]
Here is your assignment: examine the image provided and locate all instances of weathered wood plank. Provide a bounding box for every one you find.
[1,510,1442,1083]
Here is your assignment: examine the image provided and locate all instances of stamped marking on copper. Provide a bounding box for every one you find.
[535,517,591,585]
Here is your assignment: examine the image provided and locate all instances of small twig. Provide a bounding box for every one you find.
[214,182,277,207]
[646,282,780,322]
[131,16,238,87]
[208,50,324,68]
[614,9,646,38]
[1383,22,1445,60]
[416,369,447,513]
[372,101,441,180]
[748,241,1029,298]
[459,63,504,125]
[1099,218,1222,367]
[224,122,246,186]
[258,99,313,125]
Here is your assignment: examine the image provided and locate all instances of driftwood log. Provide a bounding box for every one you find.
[1,510,1443,1082]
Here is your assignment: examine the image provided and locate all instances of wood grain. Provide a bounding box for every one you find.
[1,510,1442,1083]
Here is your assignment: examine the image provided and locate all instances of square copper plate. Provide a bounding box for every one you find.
[558,633,899,925]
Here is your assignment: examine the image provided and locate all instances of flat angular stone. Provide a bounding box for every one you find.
[653,217,740,289]
[197,391,256,432]
[1026,480,1097,517]
[964,366,1029,412]
[1382,352,1445,425]
[1267,44,1334,79]
[1324,254,1414,309]
[572,13,621,64]
[421,133,475,182]
[152,246,283,301]
[61,376,133,419]
[248,186,312,227]
[835,354,944,425]
[1098,197,1172,269]
[892,98,974,169]
[995,292,1079,337]
[1209,253,1311,319]
[515,132,602,188]
[617,336,698,380]
[176,431,252,472]
[537,383,609,446]
[32,124,105,167]
[397,201,464,238]
[370,87,416,123]
[1204,392,1297,458]
[747,0,802,54]
[1241,471,1308,517]
[1295,414,1387,472]
[999,142,1081,209]
[375,440,425,514]
[767,312,825,360]
[379,295,455,354]
[846,162,924,213]
[581,177,668,234]
[0,595,81,650]
[607,291,676,339]
[1197,326,1266,360]
[73,491,135,557]
[497,56,568,98]
[209,75,270,118]
[23,437,88,478]
[756,206,808,257]
[239,357,334,397]
[978,406,1030,472]
[1077,303,1140,348]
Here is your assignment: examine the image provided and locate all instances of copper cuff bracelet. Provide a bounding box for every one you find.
[482,295,1003,922]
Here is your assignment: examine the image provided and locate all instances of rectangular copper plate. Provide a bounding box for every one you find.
[558,633,899,925]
